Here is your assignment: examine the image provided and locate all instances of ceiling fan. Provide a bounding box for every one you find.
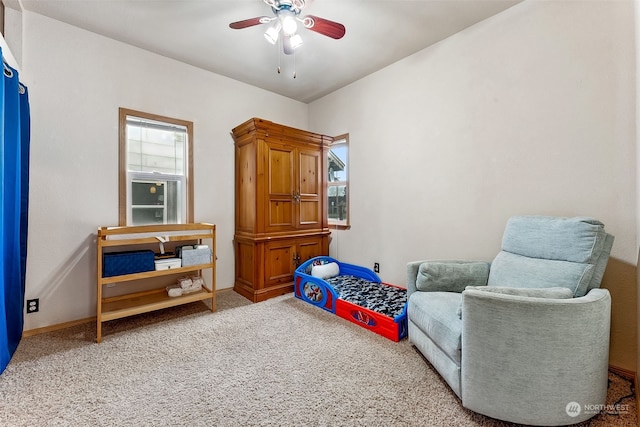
[229,0,346,55]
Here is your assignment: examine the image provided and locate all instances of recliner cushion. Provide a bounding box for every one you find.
[488,251,594,297]
[408,291,462,364]
[416,262,489,292]
[502,216,606,264]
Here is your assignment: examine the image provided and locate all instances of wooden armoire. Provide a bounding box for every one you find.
[232,118,331,302]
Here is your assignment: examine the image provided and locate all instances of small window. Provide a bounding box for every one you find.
[119,108,193,226]
[328,134,349,229]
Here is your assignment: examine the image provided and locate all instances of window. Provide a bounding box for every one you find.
[119,108,193,226]
[327,134,349,229]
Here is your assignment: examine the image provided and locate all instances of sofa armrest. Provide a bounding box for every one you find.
[461,288,611,425]
[407,260,490,299]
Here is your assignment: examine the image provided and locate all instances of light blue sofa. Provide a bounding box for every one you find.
[407,216,614,425]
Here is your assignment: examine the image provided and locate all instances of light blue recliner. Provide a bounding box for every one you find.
[407,216,614,426]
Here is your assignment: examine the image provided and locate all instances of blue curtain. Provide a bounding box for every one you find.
[0,47,30,375]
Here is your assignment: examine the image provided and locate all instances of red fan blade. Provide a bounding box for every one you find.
[303,15,346,39]
[229,16,270,30]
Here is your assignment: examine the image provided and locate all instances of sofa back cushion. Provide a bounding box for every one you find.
[487,216,612,297]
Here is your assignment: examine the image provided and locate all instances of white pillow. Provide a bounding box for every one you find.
[311,262,340,279]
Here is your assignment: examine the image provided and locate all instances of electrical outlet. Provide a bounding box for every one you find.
[374,262,380,273]
[26,298,39,314]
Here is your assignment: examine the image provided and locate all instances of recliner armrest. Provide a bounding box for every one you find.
[460,288,611,425]
[406,260,424,298]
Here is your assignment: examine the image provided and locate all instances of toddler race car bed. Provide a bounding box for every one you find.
[294,256,407,341]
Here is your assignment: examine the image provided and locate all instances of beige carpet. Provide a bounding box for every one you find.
[0,291,636,427]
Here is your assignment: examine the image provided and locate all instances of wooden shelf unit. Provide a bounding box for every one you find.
[96,223,216,343]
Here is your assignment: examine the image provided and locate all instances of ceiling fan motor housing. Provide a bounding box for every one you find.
[266,0,306,15]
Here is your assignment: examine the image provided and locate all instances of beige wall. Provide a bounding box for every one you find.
[310,1,637,371]
[20,11,310,330]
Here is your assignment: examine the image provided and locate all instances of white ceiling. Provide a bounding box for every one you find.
[17,0,522,103]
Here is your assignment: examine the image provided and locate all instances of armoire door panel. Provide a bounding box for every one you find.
[268,145,294,196]
[298,200,320,226]
[268,199,294,227]
[298,150,320,196]
[297,237,326,264]
[265,242,296,284]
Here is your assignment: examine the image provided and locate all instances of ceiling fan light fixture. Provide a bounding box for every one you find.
[290,33,303,49]
[229,0,345,71]
[264,23,281,44]
[280,11,298,36]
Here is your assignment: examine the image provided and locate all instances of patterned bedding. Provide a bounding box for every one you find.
[325,275,407,318]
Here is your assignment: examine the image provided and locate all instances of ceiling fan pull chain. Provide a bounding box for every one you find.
[277,37,282,74]
[293,51,296,79]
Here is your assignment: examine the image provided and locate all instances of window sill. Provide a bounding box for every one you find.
[328,224,350,231]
